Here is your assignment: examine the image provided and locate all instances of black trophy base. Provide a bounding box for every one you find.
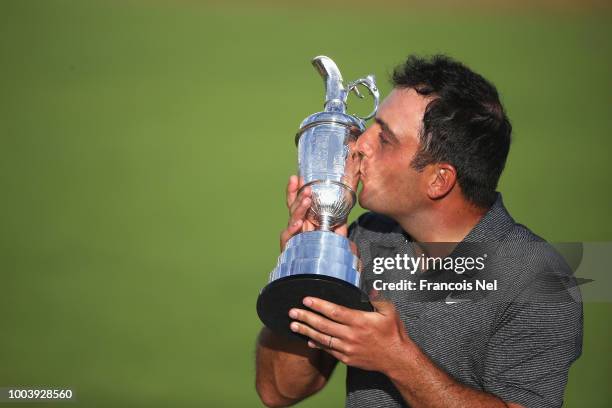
[257,274,373,340]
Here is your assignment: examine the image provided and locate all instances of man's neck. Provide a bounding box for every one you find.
[396,199,489,244]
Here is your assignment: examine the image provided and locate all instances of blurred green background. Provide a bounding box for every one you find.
[1,0,610,407]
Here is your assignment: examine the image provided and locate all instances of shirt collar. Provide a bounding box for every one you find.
[462,193,516,243]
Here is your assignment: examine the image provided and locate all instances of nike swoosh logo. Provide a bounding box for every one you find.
[445,293,471,305]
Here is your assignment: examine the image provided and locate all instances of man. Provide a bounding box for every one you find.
[255,55,582,408]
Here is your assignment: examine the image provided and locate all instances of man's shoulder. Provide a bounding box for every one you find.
[492,223,580,305]
[503,221,545,243]
[500,223,573,277]
[347,210,546,243]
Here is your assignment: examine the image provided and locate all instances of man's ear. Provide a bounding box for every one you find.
[426,163,456,200]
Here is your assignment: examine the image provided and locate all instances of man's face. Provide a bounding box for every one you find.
[355,87,432,218]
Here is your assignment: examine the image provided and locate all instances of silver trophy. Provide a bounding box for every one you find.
[257,56,379,337]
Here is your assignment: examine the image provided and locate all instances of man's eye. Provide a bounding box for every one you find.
[379,132,389,145]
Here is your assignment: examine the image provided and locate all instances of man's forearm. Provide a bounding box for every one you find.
[384,340,511,408]
[255,327,337,407]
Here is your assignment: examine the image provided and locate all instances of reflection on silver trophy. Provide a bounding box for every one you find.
[257,56,379,337]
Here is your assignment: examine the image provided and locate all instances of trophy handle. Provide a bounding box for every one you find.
[347,74,380,121]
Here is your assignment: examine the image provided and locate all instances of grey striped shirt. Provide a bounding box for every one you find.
[346,194,583,408]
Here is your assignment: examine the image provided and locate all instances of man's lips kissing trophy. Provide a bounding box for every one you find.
[257,56,379,338]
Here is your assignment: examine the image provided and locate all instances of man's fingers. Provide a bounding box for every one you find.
[289,321,347,354]
[307,340,347,363]
[286,175,299,209]
[370,299,396,316]
[302,297,356,324]
[286,175,309,209]
[289,186,312,215]
[288,196,311,227]
[280,184,313,251]
[289,308,349,340]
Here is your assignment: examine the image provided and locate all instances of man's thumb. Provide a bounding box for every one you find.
[372,299,395,315]
[369,288,395,315]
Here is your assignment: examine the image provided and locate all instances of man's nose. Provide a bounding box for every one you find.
[356,127,375,157]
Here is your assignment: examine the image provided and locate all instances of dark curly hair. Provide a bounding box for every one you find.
[392,55,512,208]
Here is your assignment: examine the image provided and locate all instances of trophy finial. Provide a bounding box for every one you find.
[311,56,348,113]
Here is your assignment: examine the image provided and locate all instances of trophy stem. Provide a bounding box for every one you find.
[319,214,332,231]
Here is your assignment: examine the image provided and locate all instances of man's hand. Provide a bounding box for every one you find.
[287,296,410,374]
[280,175,349,252]
[288,296,524,408]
